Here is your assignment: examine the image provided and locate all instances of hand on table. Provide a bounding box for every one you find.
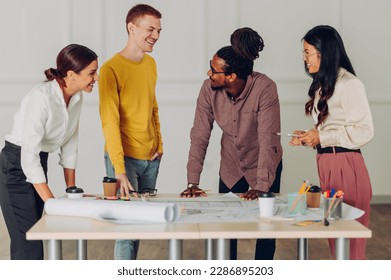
[116,173,139,198]
[180,184,207,198]
[240,189,264,200]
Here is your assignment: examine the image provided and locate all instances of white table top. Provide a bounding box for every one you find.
[27,214,200,240]
[27,193,372,241]
[198,219,371,239]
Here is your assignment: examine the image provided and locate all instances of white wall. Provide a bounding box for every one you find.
[0,0,390,201]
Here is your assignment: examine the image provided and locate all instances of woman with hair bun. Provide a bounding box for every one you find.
[0,44,99,259]
[181,27,283,260]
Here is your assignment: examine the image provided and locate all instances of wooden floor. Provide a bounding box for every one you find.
[1,204,390,260]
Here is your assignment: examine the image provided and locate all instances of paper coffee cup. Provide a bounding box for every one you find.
[306,185,321,209]
[306,192,321,208]
[102,177,118,197]
[258,192,275,217]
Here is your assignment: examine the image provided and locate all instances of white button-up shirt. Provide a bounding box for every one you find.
[5,80,83,184]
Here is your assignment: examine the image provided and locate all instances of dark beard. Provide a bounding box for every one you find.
[211,85,223,91]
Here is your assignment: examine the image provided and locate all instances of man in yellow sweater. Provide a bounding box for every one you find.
[98,4,163,260]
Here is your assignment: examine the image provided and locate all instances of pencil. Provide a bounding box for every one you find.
[289,180,309,212]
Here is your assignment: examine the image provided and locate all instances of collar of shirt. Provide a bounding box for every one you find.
[51,80,82,109]
[224,74,254,102]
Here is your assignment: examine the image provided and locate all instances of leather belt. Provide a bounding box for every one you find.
[316,146,361,154]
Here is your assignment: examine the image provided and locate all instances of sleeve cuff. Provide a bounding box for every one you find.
[187,173,200,186]
[58,153,77,169]
[23,167,47,184]
[113,163,126,175]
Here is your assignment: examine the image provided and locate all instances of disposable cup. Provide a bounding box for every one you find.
[306,185,321,209]
[102,177,118,197]
[258,192,275,217]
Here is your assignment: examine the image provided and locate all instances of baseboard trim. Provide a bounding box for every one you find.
[371,195,391,204]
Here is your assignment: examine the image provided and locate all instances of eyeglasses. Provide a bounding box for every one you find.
[209,60,226,75]
[302,50,319,59]
[130,188,158,197]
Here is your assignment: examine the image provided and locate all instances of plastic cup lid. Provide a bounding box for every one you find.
[258,192,275,198]
[66,187,84,194]
[308,185,321,192]
[103,177,118,183]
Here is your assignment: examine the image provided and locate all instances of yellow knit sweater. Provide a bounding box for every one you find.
[99,53,163,174]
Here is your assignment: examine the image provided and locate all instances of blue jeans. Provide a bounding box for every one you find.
[104,153,160,260]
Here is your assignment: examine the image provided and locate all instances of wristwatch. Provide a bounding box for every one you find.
[187,183,198,188]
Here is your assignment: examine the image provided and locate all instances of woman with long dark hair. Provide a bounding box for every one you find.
[290,25,374,259]
[0,44,98,259]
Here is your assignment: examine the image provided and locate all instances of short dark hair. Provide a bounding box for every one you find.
[125,4,162,33]
[44,44,98,88]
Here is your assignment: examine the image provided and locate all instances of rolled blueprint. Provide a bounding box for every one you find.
[44,198,180,224]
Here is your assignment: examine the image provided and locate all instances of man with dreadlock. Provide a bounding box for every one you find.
[180,27,283,260]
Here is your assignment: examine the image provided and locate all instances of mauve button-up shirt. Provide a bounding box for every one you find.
[187,72,283,192]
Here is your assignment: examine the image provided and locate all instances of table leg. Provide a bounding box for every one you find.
[213,239,230,260]
[205,239,213,260]
[335,237,350,260]
[47,240,62,260]
[169,239,182,260]
[297,238,308,260]
[77,239,87,260]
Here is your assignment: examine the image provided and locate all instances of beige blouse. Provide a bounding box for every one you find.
[312,68,374,149]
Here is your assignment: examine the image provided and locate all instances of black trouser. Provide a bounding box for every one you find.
[219,159,282,260]
[0,141,48,260]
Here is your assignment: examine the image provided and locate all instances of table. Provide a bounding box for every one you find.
[26,194,372,260]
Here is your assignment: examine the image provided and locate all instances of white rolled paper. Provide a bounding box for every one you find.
[44,198,181,224]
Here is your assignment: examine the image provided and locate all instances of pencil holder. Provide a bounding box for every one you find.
[324,197,343,220]
[287,192,306,216]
